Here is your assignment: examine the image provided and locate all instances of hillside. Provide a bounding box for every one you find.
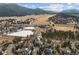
[0,4,53,17]
[48,14,79,24]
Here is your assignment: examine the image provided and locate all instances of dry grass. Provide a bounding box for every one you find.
[0,14,77,42]
[0,35,14,43]
[0,14,76,32]
[33,14,55,25]
[53,24,76,32]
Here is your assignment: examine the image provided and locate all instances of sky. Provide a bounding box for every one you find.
[17,3,79,12]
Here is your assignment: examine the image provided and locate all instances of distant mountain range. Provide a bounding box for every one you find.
[0,4,53,17]
[60,9,79,14]
[0,4,79,17]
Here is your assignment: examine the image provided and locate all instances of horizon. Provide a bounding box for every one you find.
[17,3,79,12]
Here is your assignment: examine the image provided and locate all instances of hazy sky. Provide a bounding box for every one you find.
[17,3,79,12]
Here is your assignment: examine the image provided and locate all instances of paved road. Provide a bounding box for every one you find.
[5,44,14,55]
[32,47,39,55]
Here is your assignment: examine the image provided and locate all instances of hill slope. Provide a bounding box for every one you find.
[48,14,79,24]
[0,4,53,17]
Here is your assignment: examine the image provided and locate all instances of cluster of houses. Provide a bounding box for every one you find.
[0,18,36,35]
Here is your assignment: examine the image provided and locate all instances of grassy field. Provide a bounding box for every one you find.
[0,35,14,43]
[0,14,77,32]
[0,14,78,42]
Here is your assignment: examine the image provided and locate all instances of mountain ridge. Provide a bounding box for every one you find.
[60,9,79,14]
[0,4,53,17]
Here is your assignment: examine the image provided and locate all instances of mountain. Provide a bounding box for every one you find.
[0,4,53,17]
[0,4,79,17]
[61,9,79,14]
